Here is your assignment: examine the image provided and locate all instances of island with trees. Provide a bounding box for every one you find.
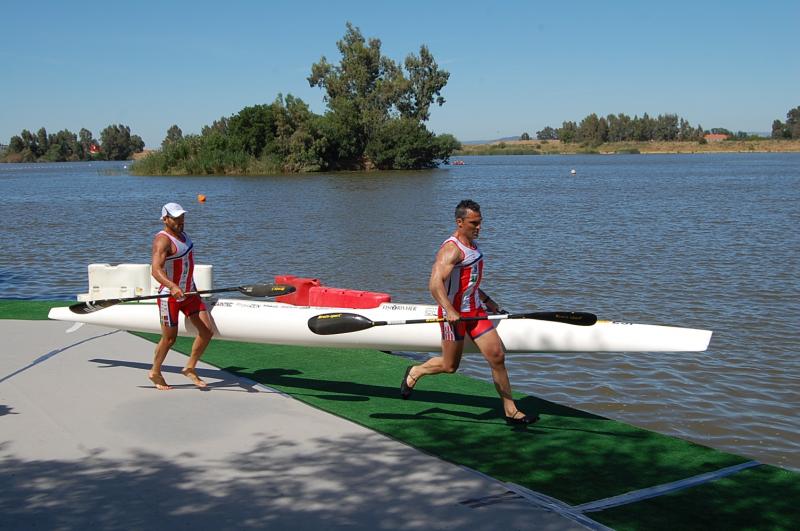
[132,24,459,175]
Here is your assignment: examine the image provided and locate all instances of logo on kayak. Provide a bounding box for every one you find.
[383,304,418,312]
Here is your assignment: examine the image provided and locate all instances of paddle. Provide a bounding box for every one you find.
[308,310,597,335]
[69,283,295,314]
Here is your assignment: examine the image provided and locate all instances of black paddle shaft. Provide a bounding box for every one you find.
[68,283,295,314]
[308,310,597,335]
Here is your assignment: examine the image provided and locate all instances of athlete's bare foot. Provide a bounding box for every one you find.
[504,409,539,425]
[148,372,172,391]
[181,367,208,388]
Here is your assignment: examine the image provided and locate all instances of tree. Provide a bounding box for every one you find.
[15,130,38,161]
[397,45,449,121]
[632,114,655,141]
[654,114,679,141]
[316,101,367,169]
[36,128,49,157]
[202,117,230,137]
[100,124,141,160]
[270,94,327,172]
[536,126,558,140]
[79,128,96,159]
[678,118,693,141]
[163,125,183,148]
[366,118,457,170]
[226,104,276,157]
[520,132,530,141]
[100,124,128,160]
[557,121,578,143]
[771,119,788,139]
[130,134,145,153]
[308,22,392,155]
[604,113,632,142]
[308,23,450,169]
[434,133,461,157]
[577,113,607,144]
[8,135,24,153]
[43,129,80,161]
[786,106,800,139]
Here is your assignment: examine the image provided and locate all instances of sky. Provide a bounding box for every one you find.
[1,0,798,148]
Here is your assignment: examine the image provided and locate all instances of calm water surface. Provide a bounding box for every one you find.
[1,154,798,471]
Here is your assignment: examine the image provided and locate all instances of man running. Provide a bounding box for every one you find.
[148,202,214,390]
[400,199,536,425]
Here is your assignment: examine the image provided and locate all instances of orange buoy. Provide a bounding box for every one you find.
[197,194,206,203]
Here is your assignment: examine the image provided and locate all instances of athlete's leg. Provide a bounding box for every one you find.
[473,329,527,418]
[150,323,178,390]
[182,310,214,387]
[407,339,464,387]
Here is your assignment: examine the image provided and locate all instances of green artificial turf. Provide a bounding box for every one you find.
[597,465,800,530]
[0,300,67,320]
[3,300,798,530]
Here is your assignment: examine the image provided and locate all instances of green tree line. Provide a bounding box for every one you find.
[134,23,460,175]
[536,113,706,144]
[2,124,144,162]
[534,105,799,144]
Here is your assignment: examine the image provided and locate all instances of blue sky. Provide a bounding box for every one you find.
[2,1,797,148]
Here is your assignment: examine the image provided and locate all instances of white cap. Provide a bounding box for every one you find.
[161,202,187,220]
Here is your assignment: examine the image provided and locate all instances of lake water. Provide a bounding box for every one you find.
[1,154,798,471]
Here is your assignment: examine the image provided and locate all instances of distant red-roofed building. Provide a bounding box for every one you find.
[703,133,729,142]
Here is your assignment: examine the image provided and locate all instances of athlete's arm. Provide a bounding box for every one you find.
[429,242,462,322]
[151,235,184,299]
[478,289,504,314]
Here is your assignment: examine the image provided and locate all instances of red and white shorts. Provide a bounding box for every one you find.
[158,294,206,328]
[438,307,495,342]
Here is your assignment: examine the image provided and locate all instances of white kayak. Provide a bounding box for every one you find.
[47,298,712,353]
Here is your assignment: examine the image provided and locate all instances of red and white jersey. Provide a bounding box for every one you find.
[156,230,196,294]
[440,236,483,312]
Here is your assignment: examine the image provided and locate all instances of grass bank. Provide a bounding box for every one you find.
[130,149,285,176]
[456,139,800,156]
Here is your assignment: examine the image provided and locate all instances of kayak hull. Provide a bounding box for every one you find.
[47,298,712,353]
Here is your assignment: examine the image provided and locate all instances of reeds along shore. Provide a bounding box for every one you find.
[455,139,800,155]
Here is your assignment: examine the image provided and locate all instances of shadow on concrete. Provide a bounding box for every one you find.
[90,358,267,393]
[0,330,120,384]
[0,433,527,531]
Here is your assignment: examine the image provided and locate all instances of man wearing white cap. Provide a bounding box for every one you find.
[149,202,214,390]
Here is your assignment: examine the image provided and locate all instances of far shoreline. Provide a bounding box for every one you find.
[4,139,798,171]
[455,138,800,156]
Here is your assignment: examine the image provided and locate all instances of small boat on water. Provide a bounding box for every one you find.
[48,271,712,353]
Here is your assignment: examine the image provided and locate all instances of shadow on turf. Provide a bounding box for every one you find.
[368,405,643,438]
[241,367,607,423]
